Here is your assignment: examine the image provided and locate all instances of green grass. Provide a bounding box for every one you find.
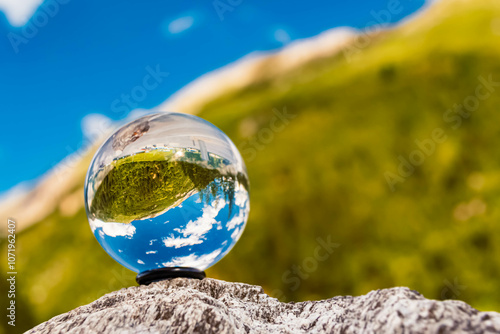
[4,1,500,332]
[90,149,249,224]
[91,150,224,223]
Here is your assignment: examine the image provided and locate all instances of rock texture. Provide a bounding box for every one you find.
[28,278,500,333]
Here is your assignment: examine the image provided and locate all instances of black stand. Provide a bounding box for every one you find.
[136,267,206,285]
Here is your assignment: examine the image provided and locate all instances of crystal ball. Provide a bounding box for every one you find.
[84,112,250,273]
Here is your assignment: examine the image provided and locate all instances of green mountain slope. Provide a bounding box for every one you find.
[3,0,500,331]
[89,150,246,223]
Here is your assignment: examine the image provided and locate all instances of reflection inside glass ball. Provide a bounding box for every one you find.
[84,112,250,273]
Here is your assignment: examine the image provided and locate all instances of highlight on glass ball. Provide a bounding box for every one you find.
[84,112,250,282]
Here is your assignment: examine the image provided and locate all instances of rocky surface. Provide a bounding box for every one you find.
[28,278,500,333]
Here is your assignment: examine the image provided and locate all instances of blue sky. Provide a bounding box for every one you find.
[0,0,426,193]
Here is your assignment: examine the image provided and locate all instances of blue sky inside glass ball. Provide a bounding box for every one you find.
[91,181,249,272]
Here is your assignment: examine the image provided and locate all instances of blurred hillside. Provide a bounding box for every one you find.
[3,0,500,332]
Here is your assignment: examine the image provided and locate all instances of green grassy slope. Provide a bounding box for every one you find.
[3,0,500,332]
[89,150,245,223]
[201,0,500,307]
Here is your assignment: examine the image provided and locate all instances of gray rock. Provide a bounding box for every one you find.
[27,278,500,333]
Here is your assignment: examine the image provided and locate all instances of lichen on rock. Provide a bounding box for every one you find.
[27,278,500,333]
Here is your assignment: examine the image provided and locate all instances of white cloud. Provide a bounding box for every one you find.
[93,221,136,238]
[162,233,203,249]
[161,248,223,270]
[227,183,249,230]
[231,227,241,239]
[234,182,249,207]
[0,0,43,27]
[81,113,113,142]
[146,250,157,254]
[125,108,149,120]
[274,28,291,45]
[137,259,145,264]
[226,208,247,230]
[168,16,194,34]
[162,199,226,248]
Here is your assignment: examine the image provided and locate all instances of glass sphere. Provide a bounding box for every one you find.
[84,112,250,273]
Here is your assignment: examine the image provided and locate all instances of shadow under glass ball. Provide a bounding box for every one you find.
[84,112,250,283]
